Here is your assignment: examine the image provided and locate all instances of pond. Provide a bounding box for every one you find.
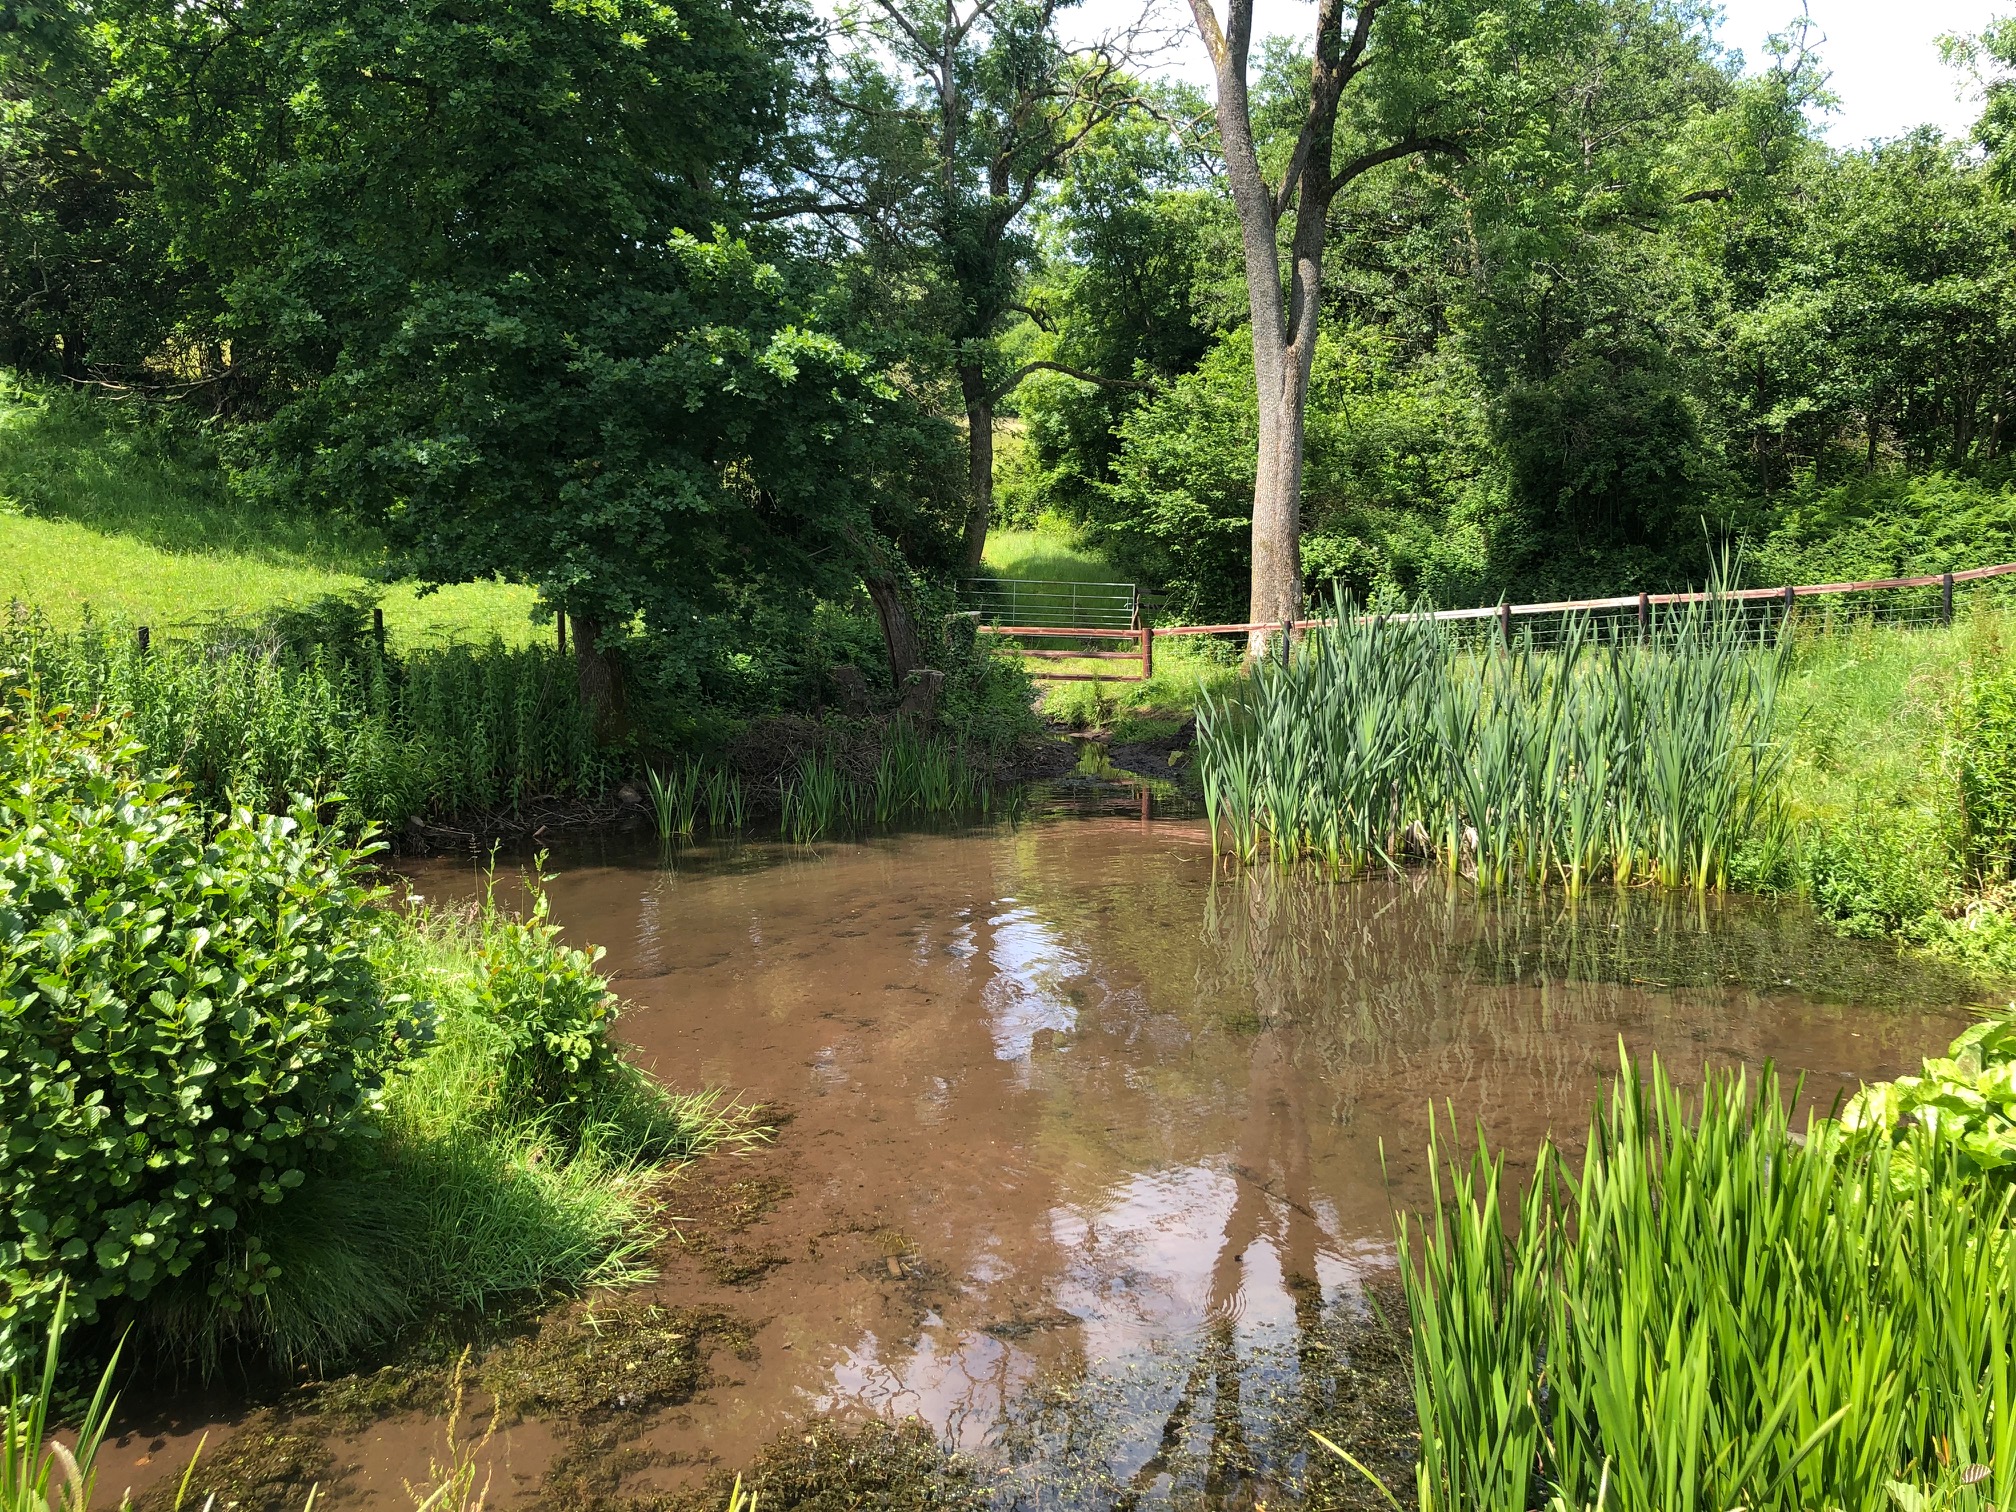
[100,795,1984,1510]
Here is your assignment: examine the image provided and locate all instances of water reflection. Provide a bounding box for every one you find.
[398,817,1979,1510]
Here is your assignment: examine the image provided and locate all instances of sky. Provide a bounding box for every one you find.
[1062,0,2003,146]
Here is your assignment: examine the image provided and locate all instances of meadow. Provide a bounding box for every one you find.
[0,380,543,648]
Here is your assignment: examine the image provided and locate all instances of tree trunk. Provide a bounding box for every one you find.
[864,572,924,687]
[959,363,995,569]
[569,612,623,733]
[1191,0,1346,659]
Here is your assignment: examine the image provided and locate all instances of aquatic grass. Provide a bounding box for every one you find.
[1195,589,1789,892]
[783,729,992,843]
[2,1296,120,1512]
[1401,1053,2016,1512]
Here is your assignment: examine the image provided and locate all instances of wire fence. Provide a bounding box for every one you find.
[959,577,1139,630]
[978,563,2016,678]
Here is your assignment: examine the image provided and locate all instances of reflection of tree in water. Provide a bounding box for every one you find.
[985,841,1972,1511]
[989,1291,1416,1512]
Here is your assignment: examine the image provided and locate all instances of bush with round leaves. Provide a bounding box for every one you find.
[0,692,386,1369]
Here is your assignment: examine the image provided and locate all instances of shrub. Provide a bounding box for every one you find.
[467,881,620,1122]
[0,692,386,1370]
[1801,803,1959,938]
[1844,1007,2016,1183]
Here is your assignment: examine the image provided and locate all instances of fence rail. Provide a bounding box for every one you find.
[976,562,2016,680]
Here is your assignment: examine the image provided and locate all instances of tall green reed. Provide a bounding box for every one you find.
[1195,591,1788,892]
[1401,1054,2015,1512]
[780,726,992,843]
[0,607,609,826]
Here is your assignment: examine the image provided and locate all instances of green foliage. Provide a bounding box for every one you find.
[1403,1053,2016,1512]
[0,611,609,826]
[155,879,751,1370]
[1957,662,2016,878]
[1750,474,2016,590]
[1801,804,1959,939]
[1098,330,1497,621]
[1845,1008,2016,1183]
[0,694,386,1370]
[465,884,621,1124]
[1195,593,1786,891]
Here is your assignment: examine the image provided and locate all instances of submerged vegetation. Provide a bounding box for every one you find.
[1195,595,1786,891]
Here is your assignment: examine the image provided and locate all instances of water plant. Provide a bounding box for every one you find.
[0,606,608,827]
[1401,1053,2016,1512]
[644,762,700,843]
[1195,591,1788,891]
[2,1296,120,1512]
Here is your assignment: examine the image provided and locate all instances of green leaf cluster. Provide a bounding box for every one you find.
[0,690,386,1369]
[1843,1011,2016,1182]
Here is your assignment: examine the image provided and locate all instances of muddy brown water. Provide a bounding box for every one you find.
[98,794,1985,1510]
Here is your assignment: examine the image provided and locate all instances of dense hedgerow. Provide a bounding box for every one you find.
[0,689,387,1370]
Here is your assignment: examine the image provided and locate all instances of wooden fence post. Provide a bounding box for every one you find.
[1499,602,1512,648]
[1637,592,1650,640]
[372,606,385,652]
[1279,618,1292,668]
[1782,584,1795,625]
[1943,571,1956,627]
[1139,624,1153,682]
[137,625,150,656]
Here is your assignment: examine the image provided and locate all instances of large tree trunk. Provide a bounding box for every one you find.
[959,363,995,569]
[864,572,924,687]
[569,612,623,733]
[1190,0,1346,659]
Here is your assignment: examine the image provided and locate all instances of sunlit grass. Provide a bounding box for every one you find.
[0,375,543,648]
[980,521,1119,584]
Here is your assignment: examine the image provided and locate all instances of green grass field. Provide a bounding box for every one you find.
[0,379,543,647]
[980,523,1118,584]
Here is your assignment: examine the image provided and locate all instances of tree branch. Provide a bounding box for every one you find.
[1327,133,1466,196]
[989,361,1151,403]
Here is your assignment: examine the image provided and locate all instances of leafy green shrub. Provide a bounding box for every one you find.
[0,693,385,1370]
[468,884,619,1121]
[1801,804,1959,938]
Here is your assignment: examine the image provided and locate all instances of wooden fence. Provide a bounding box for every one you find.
[978,561,2016,683]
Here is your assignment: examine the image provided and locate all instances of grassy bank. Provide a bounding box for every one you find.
[1776,614,2016,978]
[0,379,543,647]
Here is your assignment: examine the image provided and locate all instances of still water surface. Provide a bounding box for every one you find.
[102,801,1985,1509]
[405,803,1973,1506]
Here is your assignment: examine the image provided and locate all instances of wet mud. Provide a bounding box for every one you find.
[98,806,1982,1510]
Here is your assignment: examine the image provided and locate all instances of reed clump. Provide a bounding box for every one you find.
[0,605,606,827]
[1196,594,1788,891]
[1401,1054,2014,1512]
[778,723,994,844]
